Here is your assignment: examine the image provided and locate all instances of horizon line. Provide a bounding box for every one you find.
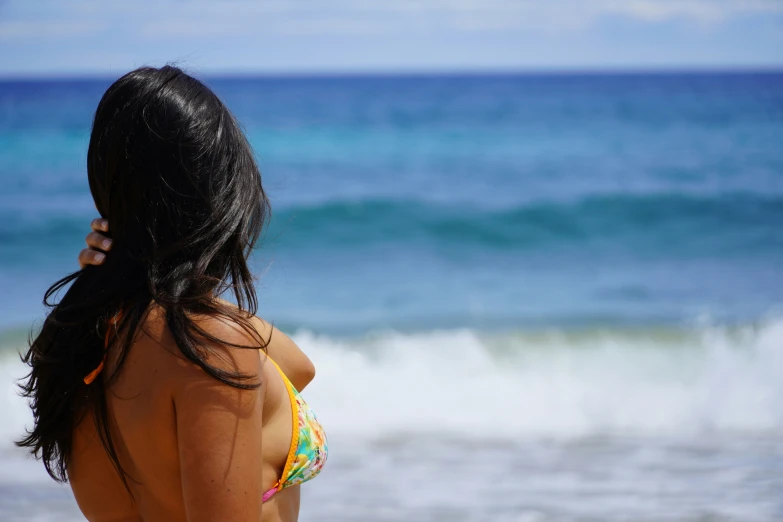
[1,65,782,82]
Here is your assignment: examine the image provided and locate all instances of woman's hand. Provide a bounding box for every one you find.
[79,218,112,268]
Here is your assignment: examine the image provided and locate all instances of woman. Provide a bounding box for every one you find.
[17,66,327,522]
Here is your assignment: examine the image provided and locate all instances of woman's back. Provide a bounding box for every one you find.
[69,306,303,521]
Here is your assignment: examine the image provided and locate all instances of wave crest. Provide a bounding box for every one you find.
[296,319,783,439]
[3,319,782,447]
[269,193,783,252]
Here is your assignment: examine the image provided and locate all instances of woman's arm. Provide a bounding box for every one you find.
[79,219,316,392]
[249,316,316,392]
[213,297,315,392]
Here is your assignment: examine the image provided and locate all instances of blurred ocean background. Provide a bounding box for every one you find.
[1,72,782,521]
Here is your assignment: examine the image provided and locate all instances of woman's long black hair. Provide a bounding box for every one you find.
[16,65,270,485]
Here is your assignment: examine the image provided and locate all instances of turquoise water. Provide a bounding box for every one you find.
[1,73,782,521]
[1,73,782,332]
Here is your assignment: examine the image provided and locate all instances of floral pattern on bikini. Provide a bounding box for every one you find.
[283,388,328,486]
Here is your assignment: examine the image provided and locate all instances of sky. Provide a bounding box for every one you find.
[0,0,782,76]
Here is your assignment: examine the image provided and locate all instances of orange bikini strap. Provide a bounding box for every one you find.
[265,355,300,491]
[83,312,122,385]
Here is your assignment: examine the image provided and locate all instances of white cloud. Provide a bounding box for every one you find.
[4,0,782,40]
[603,0,783,23]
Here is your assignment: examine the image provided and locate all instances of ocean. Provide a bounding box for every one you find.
[0,72,782,521]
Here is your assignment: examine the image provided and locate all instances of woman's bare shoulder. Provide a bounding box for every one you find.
[214,299,316,391]
[127,304,265,391]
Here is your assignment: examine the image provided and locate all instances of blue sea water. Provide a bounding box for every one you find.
[1,72,782,521]
[1,73,782,332]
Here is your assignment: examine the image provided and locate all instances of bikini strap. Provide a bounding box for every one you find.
[264,354,300,494]
[83,312,122,385]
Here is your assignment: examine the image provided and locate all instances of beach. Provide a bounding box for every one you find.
[1,73,782,521]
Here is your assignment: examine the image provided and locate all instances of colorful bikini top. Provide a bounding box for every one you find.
[262,357,328,502]
[84,315,328,502]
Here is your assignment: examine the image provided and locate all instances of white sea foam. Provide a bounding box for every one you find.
[2,319,782,451]
[2,321,782,521]
[296,319,783,440]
